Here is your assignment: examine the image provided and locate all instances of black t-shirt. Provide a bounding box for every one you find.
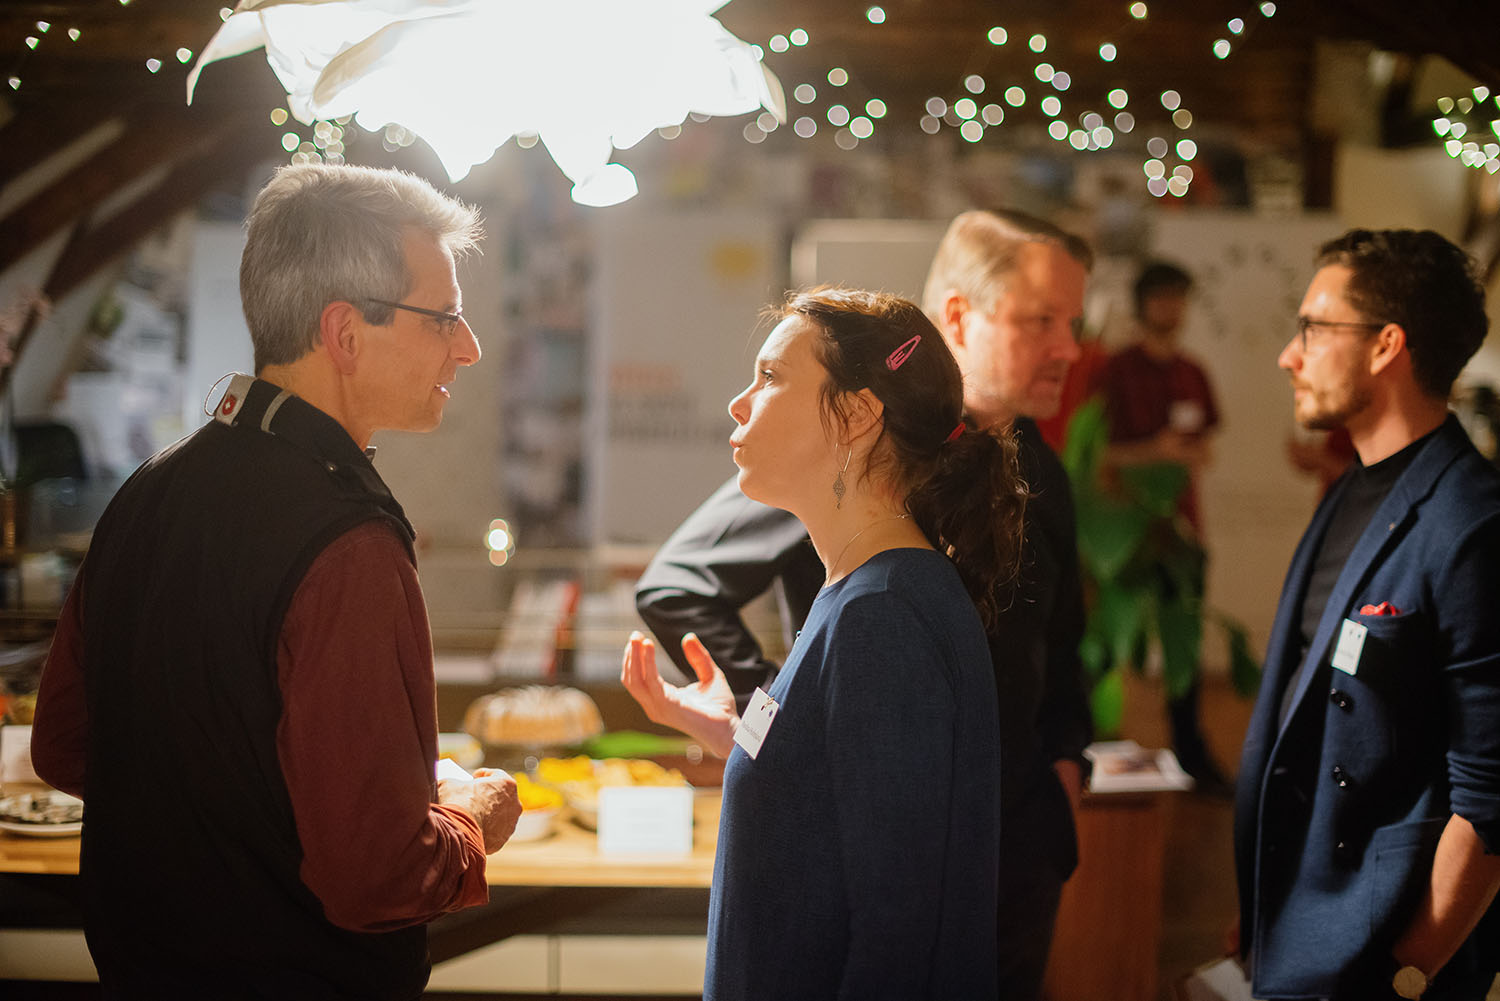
[1277,427,1436,724]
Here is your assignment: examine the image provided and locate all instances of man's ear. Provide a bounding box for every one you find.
[940,291,969,348]
[1368,321,1407,378]
[319,300,361,375]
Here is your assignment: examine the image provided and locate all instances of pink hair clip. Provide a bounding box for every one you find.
[886,334,921,370]
[945,421,966,443]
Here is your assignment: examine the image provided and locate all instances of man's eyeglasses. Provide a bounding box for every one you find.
[1296,316,1384,352]
[364,298,465,338]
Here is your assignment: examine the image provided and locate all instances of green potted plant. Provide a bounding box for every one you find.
[1059,397,1261,738]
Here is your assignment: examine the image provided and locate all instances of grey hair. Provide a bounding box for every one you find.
[239,163,483,370]
[921,208,1093,320]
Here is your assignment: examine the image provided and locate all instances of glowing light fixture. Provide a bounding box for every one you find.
[189,0,786,207]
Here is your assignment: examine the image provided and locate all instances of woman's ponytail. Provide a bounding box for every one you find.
[905,423,1028,631]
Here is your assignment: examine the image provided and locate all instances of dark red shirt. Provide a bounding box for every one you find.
[1095,342,1220,532]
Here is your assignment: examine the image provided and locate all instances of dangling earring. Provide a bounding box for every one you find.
[833,446,851,508]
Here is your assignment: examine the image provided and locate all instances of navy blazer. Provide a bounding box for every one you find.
[1234,416,1500,999]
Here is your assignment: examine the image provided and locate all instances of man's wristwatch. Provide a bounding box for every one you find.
[1392,964,1428,999]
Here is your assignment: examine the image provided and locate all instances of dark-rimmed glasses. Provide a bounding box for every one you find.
[1296,316,1384,352]
[364,298,465,338]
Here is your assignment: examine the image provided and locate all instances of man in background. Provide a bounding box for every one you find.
[1234,229,1500,999]
[627,208,1094,1000]
[1095,260,1227,792]
[33,164,521,1000]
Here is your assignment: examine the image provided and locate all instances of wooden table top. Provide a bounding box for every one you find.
[0,794,720,889]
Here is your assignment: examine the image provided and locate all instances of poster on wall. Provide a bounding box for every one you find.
[589,211,780,546]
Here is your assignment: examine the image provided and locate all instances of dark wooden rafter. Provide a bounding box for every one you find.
[0,101,237,276]
[44,111,268,300]
[0,107,271,401]
[0,98,127,188]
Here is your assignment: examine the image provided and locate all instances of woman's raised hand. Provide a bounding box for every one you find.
[620,630,739,758]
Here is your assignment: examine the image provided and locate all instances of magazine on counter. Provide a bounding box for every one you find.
[1085,740,1195,793]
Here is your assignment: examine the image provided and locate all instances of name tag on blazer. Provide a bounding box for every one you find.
[1332,618,1368,675]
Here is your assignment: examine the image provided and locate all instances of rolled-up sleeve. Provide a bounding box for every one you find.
[276,521,489,932]
[1438,514,1500,854]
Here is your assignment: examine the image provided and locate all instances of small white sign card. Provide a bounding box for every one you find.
[598,786,694,857]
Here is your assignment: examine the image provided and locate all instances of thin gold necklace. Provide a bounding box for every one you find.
[825,514,911,584]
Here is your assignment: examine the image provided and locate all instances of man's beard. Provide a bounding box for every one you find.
[1297,380,1372,431]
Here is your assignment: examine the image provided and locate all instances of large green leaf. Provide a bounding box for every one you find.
[1074,490,1151,582]
[1117,461,1190,518]
[1090,665,1125,739]
[1079,631,1110,681]
[1158,597,1203,700]
[1060,396,1109,487]
[1092,580,1150,673]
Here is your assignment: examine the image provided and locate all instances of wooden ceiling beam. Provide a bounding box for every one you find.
[1,110,269,402]
[0,103,223,275]
[44,114,269,300]
[0,98,123,188]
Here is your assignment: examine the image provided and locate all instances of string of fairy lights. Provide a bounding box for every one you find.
[722,1,1284,199]
[7,3,1495,192]
[1429,86,1500,174]
[5,0,202,94]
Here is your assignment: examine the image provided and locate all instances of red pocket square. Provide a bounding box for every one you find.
[1358,602,1402,616]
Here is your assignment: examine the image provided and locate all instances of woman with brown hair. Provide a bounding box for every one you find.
[622,286,1027,999]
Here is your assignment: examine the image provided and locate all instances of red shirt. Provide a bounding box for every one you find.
[32,520,489,932]
[1095,342,1220,533]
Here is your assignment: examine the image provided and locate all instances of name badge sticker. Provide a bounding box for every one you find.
[733,687,780,759]
[1331,618,1368,675]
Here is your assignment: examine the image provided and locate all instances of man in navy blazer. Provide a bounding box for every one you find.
[1234,229,1500,1000]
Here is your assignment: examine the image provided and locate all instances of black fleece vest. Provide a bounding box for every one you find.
[76,378,428,1000]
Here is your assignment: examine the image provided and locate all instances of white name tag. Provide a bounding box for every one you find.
[1331,618,1367,675]
[733,687,780,759]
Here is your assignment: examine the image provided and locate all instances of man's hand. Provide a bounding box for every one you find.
[620,630,739,758]
[438,769,522,855]
[1153,428,1212,469]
